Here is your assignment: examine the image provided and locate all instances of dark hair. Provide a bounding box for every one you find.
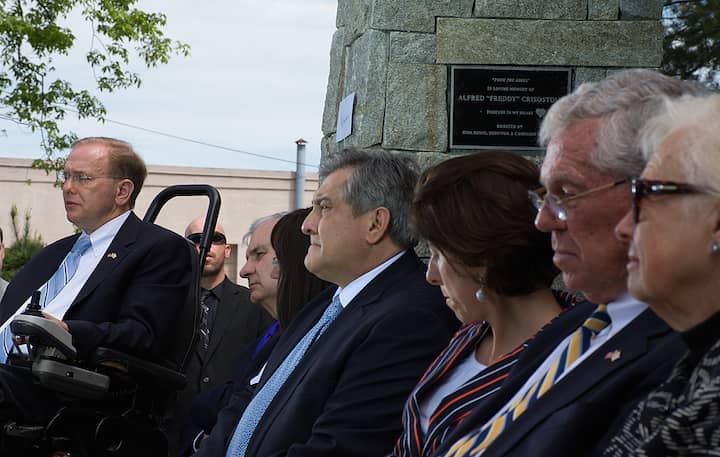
[72,137,148,208]
[271,207,331,329]
[0,227,3,243]
[320,148,420,249]
[412,151,558,296]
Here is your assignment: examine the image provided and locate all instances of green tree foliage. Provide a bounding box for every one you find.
[663,0,720,88]
[0,0,189,172]
[1,205,45,281]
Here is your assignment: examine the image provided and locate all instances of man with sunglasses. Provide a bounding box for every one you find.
[0,137,192,425]
[179,217,273,412]
[435,70,709,457]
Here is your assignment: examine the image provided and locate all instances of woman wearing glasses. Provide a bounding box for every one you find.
[605,94,720,456]
[389,151,579,457]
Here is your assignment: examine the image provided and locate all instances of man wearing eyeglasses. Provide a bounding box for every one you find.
[434,70,709,457]
[178,217,273,413]
[0,137,192,424]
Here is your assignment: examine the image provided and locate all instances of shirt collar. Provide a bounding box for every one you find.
[333,250,406,308]
[84,210,132,256]
[605,292,648,337]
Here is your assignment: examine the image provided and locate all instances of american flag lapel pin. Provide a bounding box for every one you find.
[106,252,117,259]
[604,350,621,362]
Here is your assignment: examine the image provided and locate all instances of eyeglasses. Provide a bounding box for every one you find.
[631,178,720,223]
[528,179,628,221]
[58,170,124,185]
[186,232,227,245]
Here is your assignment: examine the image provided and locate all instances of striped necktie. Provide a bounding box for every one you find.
[444,304,611,457]
[225,295,344,457]
[1,235,92,363]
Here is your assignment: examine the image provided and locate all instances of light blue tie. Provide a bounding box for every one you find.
[0,235,92,363]
[224,295,344,457]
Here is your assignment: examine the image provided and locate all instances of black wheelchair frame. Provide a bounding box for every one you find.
[0,184,221,457]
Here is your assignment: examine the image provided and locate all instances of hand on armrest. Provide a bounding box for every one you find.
[41,312,70,332]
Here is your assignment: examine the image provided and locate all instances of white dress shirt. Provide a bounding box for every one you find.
[471,293,647,454]
[0,211,131,333]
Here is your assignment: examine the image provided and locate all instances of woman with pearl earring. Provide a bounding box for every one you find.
[389,151,580,457]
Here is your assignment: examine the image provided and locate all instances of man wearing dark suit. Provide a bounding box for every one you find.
[181,216,273,399]
[176,217,273,426]
[432,70,710,457]
[195,148,458,457]
[0,137,192,423]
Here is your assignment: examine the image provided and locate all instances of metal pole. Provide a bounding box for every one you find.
[294,138,307,209]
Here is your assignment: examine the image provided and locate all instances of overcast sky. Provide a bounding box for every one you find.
[0,0,338,172]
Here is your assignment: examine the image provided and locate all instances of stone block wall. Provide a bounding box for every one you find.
[321,0,664,160]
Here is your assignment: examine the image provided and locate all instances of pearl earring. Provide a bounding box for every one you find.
[712,240,720,256]
[475,278,487,302]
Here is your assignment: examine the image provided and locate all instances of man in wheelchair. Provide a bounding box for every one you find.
[0,137,193,456]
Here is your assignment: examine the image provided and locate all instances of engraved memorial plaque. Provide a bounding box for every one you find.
[450,66,571,150]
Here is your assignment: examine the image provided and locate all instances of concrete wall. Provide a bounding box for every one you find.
[0,158,318,284]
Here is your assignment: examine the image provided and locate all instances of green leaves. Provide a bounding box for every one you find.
[1,204,45,282]
[0,0,189,173]
[663,0,720,88]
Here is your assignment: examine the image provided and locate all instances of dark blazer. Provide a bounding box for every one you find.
[182,277,273,397]
[430,304,686,457]
[0,212,192,359]
[195,250,459,457]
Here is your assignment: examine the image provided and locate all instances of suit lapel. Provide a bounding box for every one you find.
[0,236,77,324]
[68,212,140,309]
[485,308,671,457]
[247,251,422,454]
[433,301,596,456]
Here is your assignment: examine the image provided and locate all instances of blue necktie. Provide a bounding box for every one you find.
[225,295,344,457]
[0,235,92,363]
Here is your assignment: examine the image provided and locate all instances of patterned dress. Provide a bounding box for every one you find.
[604,311,720,456]
[389,290,578,457]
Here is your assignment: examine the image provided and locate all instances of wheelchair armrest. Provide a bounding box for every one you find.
[90,347,187,390]
[10,315,77,360]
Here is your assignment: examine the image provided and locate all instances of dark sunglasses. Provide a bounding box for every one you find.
[631,178,716,223]
[187,232,227,245]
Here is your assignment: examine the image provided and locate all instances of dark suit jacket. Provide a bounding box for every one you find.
[429,304,686,457]
[195,250,459,457]
[170,278,273,454]
[182,277,273,397]
[0,212,192,360]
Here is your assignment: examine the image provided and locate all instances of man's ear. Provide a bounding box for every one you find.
[366,207,391,245]
[115,179,134,207]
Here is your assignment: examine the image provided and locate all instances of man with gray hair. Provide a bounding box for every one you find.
[195,148,458,457]
[434,70,709,457]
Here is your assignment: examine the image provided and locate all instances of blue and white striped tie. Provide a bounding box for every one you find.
[225,295,344,457]
[0,235,92,363]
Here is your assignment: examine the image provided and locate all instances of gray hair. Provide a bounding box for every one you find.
[242,212,287,246]
[539,69,711,179]
[320,148,420,249]
[640,93,720,189]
